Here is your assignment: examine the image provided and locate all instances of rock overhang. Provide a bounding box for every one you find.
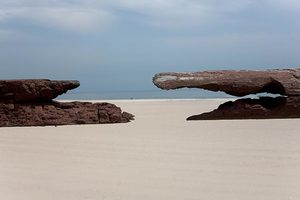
[153,69,300,97]
[0,79,134,127]
[153,68,300,120]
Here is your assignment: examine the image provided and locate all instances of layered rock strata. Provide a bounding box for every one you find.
[153,69,300,120]
[0,79,134,127]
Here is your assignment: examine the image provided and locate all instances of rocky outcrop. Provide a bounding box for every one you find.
[187,97,300,120]
[0,101,134,127]
[153,68,300,120]
[153,69,300,97]
[0,79,80,102]
[0,79,134,127]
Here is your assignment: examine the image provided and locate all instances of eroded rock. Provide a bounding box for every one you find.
[0,101,134,127]
[0,79,134,126]
[187,97,300,120]
[153,68,300,120]
[0,79,80,102]
[153,69,300,97]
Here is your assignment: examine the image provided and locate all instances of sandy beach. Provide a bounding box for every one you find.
[1,99,300,200]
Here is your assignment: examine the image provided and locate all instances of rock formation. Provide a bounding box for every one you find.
[153,68,300,120]
[153,69,300,97]
[0,79,80,102]
[187,96,300,120]
[0,79,134,127]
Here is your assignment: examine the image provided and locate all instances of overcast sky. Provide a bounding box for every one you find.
[0,0,300,92]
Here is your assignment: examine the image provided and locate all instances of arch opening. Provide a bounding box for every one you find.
[260,80,286,96]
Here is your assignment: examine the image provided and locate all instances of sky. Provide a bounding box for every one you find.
[0,0,300,93]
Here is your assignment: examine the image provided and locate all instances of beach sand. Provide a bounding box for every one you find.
[1,99,300,200]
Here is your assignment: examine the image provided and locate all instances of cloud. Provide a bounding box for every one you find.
[106,0,253,28]
[106,0,209,27]
[0,0,299,33]
[0,1,115,33]
[18,7,114,33]
[269,0,300,8]
[0,0,256,32]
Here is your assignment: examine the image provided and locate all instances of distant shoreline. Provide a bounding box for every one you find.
[57,98,236,103]
[56,88,231,101]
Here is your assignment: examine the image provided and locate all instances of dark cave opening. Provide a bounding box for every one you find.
[259,80,286,96]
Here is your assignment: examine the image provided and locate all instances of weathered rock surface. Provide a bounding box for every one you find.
[0,79,80,102]
[187,97,300,120]
[0,79,134,126]
[0,101,134,127]
[153,68,300,120]
[153,69,300,97]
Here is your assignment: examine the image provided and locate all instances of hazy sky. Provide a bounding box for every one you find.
[0,0,300,92]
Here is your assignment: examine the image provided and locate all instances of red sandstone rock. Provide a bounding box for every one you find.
[153,68,300,120]
[187,97,300,120]
[0,79,134,126]
[153,69,300,97]
[0,101,134,127]
[0,79,80,102]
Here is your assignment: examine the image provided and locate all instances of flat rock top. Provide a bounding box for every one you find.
[153,68,300,96]
[0,79,80,102]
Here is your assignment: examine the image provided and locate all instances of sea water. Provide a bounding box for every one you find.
[57,88,231,100]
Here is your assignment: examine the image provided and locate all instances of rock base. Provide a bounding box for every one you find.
[0,101,134,127]
[187,97,300,120]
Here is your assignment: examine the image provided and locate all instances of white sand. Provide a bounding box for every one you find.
[1,99,300,200]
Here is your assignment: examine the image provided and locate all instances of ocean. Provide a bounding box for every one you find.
[57,88,232,100]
